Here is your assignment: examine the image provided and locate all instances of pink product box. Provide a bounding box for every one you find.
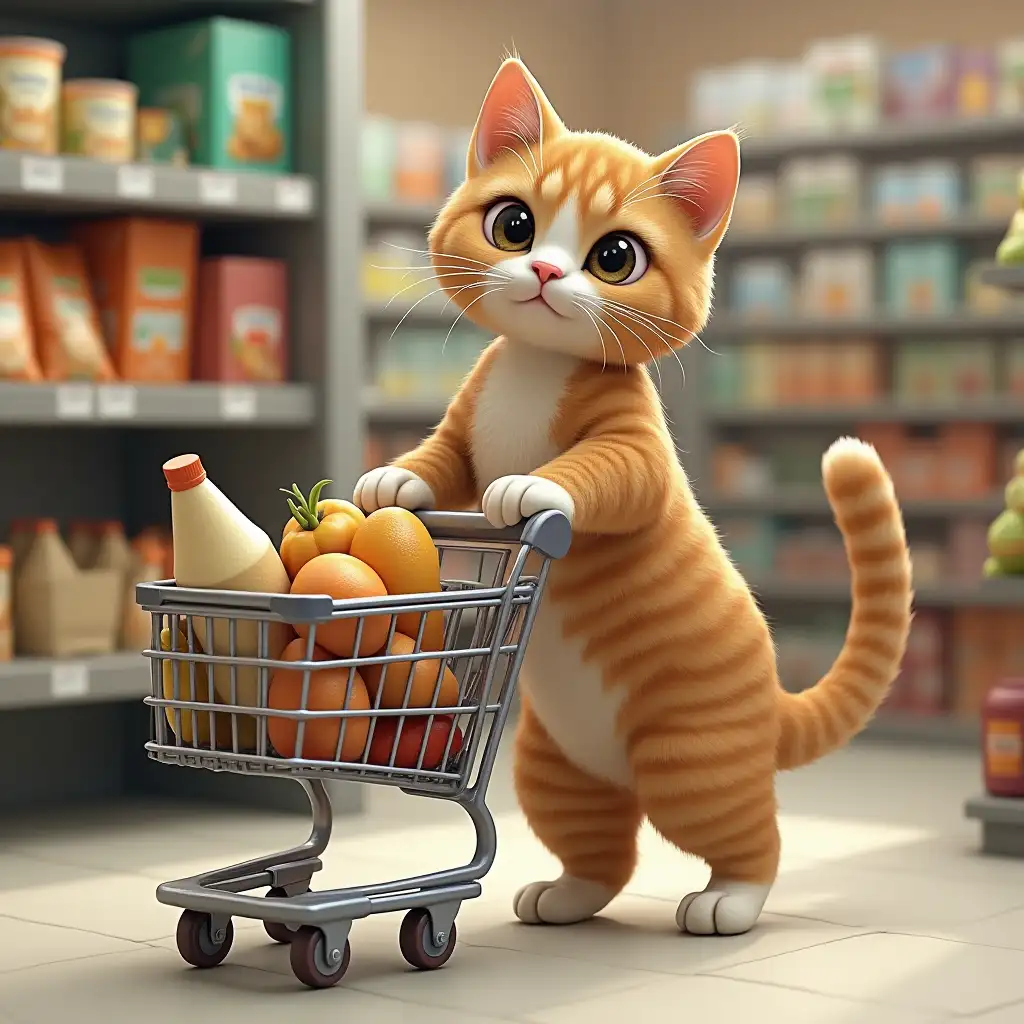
[194,256,289,383]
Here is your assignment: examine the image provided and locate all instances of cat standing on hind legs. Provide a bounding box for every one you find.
[354,57,913,937]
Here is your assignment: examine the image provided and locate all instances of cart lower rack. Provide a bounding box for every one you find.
[138,509,570,989]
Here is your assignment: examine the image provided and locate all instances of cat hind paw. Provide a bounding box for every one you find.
[676,881,771,936]
[512,876,613,925]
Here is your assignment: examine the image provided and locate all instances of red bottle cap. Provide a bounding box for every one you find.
[163,454,207,493]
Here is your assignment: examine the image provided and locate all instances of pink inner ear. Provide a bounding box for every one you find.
[474,63,543,170]
[660,133,740,240]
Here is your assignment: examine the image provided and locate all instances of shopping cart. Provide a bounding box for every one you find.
[137,509,570,989]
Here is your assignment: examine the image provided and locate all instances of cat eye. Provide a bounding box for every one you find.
[483,199,535,253]
[585,232,648,286]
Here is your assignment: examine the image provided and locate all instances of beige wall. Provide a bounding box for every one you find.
[366,0,1019,152]
[364,0,613,132]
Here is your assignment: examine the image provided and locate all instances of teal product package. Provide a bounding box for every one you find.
[128,16,291,174]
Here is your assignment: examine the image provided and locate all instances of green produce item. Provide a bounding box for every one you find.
[985,449,1024,575]
[996,209,1024,265]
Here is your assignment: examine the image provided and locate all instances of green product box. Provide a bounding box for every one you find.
[128,16,291,174]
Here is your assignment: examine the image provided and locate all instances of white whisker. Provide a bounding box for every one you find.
[381,241,500,274]
[381,270,507,308]
[592,301,663,385]
[442,286,504,355]
[440,278,506,315]
[573,300,610,372]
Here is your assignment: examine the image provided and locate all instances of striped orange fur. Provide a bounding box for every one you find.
[354,58,913,936]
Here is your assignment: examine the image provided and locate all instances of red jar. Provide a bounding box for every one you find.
[983,678,1024,797]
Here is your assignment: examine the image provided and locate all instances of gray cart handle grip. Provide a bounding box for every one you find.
[415,509,571,560]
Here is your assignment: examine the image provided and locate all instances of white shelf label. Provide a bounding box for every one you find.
[97,384,137,420]
[50,662,88,700]
[199,172,238,206]
[275,177,311,213]
[116,165,155,200]
[21,157,64,193]
[54,384,94,420]
[219,385,257,421]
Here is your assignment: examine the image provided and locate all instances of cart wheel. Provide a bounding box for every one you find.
[289,926,351,989]
[399,908,457,970]
[176,910,234,969]
[263,885,307,944]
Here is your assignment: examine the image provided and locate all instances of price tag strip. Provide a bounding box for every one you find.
[275,177,312,214]
[21,157,64,194]
[219,385,257,421]
[117,164,155,200]
[97,384,137,420]
[199,172,238,206]
[50,662,89,700]
[54,384,94,420]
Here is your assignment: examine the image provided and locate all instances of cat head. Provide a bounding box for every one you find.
[428,58,740,366]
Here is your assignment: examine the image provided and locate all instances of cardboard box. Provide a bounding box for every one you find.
[73,218,198,382]
[940,424,997,497]
[129,16,291,173]
[194,256,288,382]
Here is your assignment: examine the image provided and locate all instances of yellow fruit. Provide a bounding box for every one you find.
[362,632,460,709]
[160,626,256,750]
[349,508,445,651]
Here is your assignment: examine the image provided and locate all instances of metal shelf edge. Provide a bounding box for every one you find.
[0,653,148,711]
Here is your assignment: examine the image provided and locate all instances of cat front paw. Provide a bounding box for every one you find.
[353,467,435,513]
[481,475,574,528]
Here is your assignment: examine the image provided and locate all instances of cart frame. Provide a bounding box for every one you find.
[137,509,570,987]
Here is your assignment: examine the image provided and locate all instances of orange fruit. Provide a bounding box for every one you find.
[267,637,371,761]
[365,715,464,771]
[289,552,391,657]
[362,632,460,709]
[350,508,445,651]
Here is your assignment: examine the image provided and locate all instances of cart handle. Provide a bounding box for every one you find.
[415,509,571,560]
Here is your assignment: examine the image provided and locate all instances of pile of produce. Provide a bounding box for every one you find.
[985,451,1024,577]
[162,473,464,772]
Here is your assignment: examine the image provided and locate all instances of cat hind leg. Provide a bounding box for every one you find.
[513,697,642,925]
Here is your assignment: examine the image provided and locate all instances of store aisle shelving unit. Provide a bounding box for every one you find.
[0,0,365,815]
[689,113,1024,746]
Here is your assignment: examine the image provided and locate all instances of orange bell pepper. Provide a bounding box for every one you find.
[279,479,366,579]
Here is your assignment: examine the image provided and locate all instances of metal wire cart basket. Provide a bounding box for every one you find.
[137,509,570,989]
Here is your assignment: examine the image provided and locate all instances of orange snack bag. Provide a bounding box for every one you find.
[0,240,41,380]
[25,239,115,381]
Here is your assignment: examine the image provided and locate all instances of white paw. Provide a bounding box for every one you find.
[481,475,574,529]
[353,467,435,513]
[676,880,771,936]
[513,876,614,925]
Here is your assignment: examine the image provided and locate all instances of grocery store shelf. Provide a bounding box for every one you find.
[363,388,446,424]
[364,198,439,225]
[705,490,1004,518]
[709,400,1024,427]
[747,575,1024,608]
[862,712,978,748]
[0,152,315,220]
[725,213,1008,250]
[0,382,315,427]
[364,294,456,322]
[737,114,1024,162]
[0,654,148,711]
[10,0,313,21]
[709,310,1024,338]
[979,263,1024,293]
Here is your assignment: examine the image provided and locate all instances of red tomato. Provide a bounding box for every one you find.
[366,714,464,770]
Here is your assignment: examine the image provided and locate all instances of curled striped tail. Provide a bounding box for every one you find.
[775,437,913,771]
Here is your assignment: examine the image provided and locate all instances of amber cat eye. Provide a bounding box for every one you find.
[483,199,535,253]
[585,232,649,285]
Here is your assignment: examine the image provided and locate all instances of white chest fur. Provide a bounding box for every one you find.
[471,341,631,788]
[470,341,576,489]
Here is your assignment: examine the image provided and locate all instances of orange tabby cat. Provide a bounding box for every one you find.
[354,58,913,936]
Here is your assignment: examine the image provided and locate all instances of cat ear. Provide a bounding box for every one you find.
[653,131,741,251]
[468,58,564,178]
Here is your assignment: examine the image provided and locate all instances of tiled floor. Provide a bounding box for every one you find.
[1,739,1022,1022]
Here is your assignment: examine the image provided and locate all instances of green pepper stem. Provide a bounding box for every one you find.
[280,479,334,531]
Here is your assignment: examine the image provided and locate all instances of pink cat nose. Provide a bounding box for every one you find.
[531,261,563,284]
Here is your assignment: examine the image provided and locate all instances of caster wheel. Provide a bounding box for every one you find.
[399,908,457,970]
[289,926,351,989]
[263,885,307,944]
[176,910,234,969]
